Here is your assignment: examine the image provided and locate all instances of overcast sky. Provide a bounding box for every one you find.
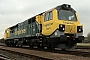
[0,0,90,38]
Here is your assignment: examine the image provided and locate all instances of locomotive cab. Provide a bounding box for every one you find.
[42,4,84,49]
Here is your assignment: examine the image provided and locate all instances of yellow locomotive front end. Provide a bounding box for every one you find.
[4,28,10,40]
[42,4,84,49]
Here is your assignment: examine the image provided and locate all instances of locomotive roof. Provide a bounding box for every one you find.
[8,4,75,29]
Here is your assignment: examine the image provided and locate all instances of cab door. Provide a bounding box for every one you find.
[42,11,54,36]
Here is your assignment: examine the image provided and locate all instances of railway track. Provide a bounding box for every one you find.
[9,45,90,58]
[0,46,52,60]
[0,54,10,60]
[0,44,90,60]
[31,48,90,57]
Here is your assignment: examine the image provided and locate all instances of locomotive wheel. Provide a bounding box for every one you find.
[47,46,55,50]
[36,41,44,49]
[39,44,44,49]
[47,44,55,50]
[8,41,12,47]
[6,43,10,47]
[28,43,34,48]
[19,45,23,48]
[30,45,34,48]
[13,41,17,47]
[38,46,44,49]
[37,43,41,48]
[5,40,9,47]
[61,49,65,51]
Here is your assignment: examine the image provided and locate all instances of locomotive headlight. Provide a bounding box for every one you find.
[60,24,63,27]
[63,28,65,30]
[59,24,65,32]
[55,31,58,36]
[77,26,83,33]
[54,30,59,36]
[79,29,81,31]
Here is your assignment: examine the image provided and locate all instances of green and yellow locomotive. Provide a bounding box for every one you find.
[4,4,84,50]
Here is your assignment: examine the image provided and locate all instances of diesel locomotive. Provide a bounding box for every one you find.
[4,4,84,50]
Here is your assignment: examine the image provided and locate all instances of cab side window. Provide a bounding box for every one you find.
[49,12,52,20]
[44,12,52,22]
[45,13,49,21]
